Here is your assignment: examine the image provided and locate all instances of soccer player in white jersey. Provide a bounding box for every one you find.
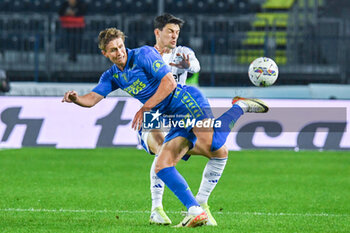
[139,13,216,226]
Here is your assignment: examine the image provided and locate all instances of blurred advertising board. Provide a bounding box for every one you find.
[0,97,349,150]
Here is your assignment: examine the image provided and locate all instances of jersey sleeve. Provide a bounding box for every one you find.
[183,47,200,73]
[92,69,119,97]
[138,47,171,81]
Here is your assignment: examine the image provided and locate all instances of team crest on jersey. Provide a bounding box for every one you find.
[152,60,165,72]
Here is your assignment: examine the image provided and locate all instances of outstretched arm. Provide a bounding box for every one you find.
[132,72,177,130]
[62,91,104,108]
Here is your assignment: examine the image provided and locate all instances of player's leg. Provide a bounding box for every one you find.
[189,123,228,226]
[148,131,165,210]
[171,85,236,225]
[184,95,245,219]
[146,130,172,225]
[176,85,266,152]
[164,86,237,226]
[138,128,172,224]
[155,136,208,227]
[211,96,269,151]
[147,129,165,155]
[157,85,268,227]
[187,95,269,225]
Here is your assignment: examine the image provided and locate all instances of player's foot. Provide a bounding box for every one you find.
[149,207,172,225]
[232,96,269,113]
[173,206,208,228]
[200,203,217,226]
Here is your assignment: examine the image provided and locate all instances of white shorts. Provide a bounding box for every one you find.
[138,128,166,155]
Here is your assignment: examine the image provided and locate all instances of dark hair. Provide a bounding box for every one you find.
[154,13,184,30]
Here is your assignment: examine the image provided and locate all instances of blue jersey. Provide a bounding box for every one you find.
[93,45,214,150]
[92,46,172,109]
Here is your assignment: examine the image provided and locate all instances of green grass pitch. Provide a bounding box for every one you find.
[0,148,349,232]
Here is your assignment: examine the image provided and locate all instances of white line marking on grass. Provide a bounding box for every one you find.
[1,208,349,218]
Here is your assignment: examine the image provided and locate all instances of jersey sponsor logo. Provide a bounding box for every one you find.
[122,79,146,96]
[152,60,165,72]
[113,74,119,79]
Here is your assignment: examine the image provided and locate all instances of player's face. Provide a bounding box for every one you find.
[102,37,127,69]
[158,23,180,49]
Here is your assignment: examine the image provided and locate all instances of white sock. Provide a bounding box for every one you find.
[150,156,165,210]
[188,206,204,215]
[236,100,248,112]
[196,158,227,205]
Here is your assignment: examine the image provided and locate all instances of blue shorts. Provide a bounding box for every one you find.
[162,85,214,150]
[138,127,191,161]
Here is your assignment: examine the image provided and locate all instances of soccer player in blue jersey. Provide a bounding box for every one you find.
[62,28,268,228]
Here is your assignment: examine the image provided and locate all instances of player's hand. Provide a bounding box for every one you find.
[132,106,151,131]
[62,91,78,103]
[169,53,190,69]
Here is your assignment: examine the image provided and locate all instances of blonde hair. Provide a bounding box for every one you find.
[98,28,125,51]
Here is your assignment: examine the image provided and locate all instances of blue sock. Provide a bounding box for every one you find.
[211,105,244,151]
[156,167,199,210]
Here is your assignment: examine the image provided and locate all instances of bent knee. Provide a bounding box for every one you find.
[149,143,163,155]
[154,162,162,174]
[221,146,229,157]
[148,130,165,154]
[213,145,228,159]
[154,157,174,173]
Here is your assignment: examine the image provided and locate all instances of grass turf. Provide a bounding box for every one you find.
[0,148,349,232]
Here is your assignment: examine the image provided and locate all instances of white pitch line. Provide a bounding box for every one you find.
[0,208,349,218]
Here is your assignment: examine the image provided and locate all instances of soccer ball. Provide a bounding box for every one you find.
[248,57,279,87]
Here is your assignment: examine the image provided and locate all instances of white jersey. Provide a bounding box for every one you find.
[161,46,200,85]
